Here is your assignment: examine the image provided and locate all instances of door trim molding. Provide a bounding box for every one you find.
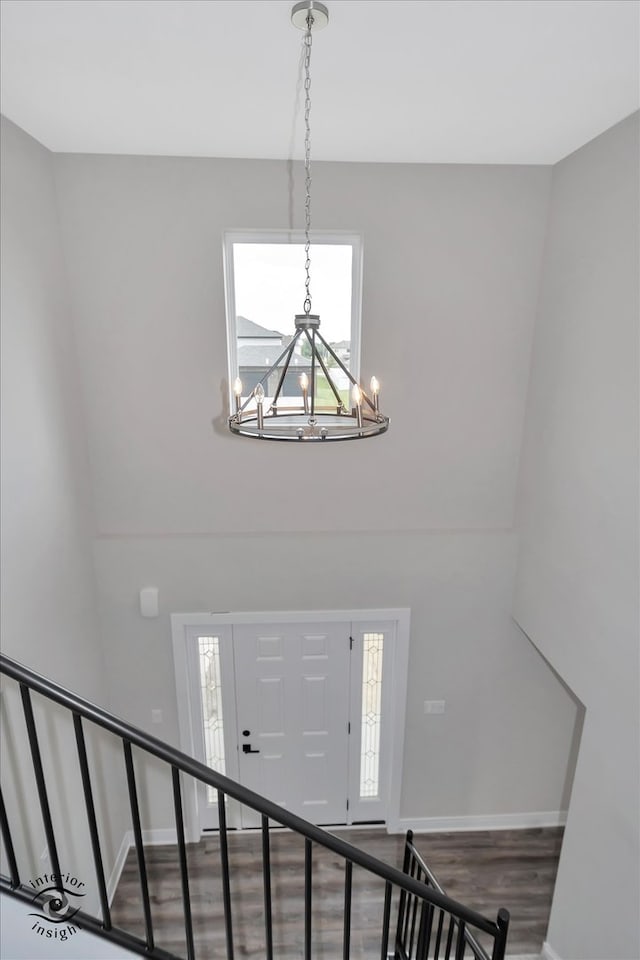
[171,608,411,839]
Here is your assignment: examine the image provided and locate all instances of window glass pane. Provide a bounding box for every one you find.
[231,242,354,407]
[198,636,226,803]
[360,632,384,799]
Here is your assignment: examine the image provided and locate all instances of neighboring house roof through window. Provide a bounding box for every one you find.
[237,315,284,340]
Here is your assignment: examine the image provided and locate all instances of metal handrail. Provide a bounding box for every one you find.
[0,653,509,959]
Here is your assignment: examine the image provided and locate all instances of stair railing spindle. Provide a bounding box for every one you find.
[261,814,274,960]
[433,908,445,959]
[408,852,420,957]
[305,838,312,960]
[455,919,467,960]
[217,791,234,960]
[73,713,111,929]
[123,740,154,951]
[395,829,413,956]
[380,880,392,960]
[0,786,20,888]
[172,767,195,960]
[343,859,353,960]
[444,915,455,959]
[19,684,61,880]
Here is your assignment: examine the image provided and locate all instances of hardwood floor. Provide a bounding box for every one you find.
[111,826,563,959]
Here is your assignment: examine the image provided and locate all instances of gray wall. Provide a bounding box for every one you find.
[515,113,640,959]
[50,150,578,830]
[0,116,127,907]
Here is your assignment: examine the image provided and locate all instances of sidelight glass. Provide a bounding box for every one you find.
[359,632,384,798]
[198,636,226,802]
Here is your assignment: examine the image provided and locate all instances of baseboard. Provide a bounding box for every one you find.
[106,828,178,905]
[106,831,131,905]
[390,810,567,834]
[541,943,562,960]
[140,828,178,845]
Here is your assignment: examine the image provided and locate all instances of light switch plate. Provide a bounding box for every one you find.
[424,700,445,714]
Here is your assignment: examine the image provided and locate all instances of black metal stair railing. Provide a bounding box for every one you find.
[395,831,502,960]
[0,654,510,960]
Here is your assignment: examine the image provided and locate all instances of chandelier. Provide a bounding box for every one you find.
[228,0,389,442]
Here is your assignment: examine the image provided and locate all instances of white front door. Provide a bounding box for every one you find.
[233,621,351,828]
[173,609,411,838]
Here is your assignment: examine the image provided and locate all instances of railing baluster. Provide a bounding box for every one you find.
[408,854,420,957]
[343,859,353,960]
[415,901,428,960]
[423,902,435,959]
[0,786,20,887]
[73,713,111,929]
[217,790,234,960]
[122,740,154,951]
[433,908,445,959]
[455,919,467,960]
[395,830,413,957]
[261,814,273,960]
[380,880,392,960]
[444,915,455,959]
[305,838,312,960]
[172,767,195,960]
[20,684,61,879]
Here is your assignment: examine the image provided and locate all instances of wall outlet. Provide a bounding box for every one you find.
[151,709,163,724]
[424,700,445,715]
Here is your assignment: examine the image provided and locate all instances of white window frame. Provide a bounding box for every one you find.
[222,230,363,411]
[171,608,410,840]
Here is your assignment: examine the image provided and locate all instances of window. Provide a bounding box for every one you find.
[223,231,362,409]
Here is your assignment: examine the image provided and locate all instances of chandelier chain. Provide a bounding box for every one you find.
[303,13,313,315]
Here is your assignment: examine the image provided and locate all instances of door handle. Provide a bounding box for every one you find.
[242,744,260,754]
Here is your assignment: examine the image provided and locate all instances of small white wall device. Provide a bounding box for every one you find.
[139,587,159,618]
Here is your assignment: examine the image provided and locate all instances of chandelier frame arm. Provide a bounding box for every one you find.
[270,331,304,409]
[302,329,345,411]
[314,329,378,415]
[236,336,304,414]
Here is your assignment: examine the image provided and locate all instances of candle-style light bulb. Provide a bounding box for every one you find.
[233,377,243,419]
[370,376,380,412]
[352,383,363,428]
[300,371,309,414]
[254,383,265,430]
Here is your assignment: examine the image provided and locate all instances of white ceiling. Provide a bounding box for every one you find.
[1,0,638,164]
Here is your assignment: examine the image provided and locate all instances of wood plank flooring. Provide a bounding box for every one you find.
[111,826,563,959]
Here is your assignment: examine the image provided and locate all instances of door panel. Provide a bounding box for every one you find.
[234,622,351,828]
